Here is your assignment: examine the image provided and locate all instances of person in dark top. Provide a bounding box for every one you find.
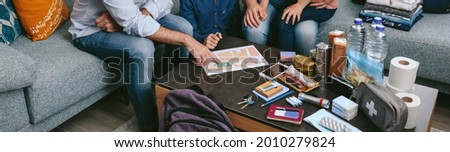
[275,0,337,55]
[243,0,337,55]
[180,0,241,50]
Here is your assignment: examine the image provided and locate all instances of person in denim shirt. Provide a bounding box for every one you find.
[243,0,337,55]
[180,0,241,49]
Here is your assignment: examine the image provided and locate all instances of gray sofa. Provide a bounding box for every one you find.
[0,0,122,132]
[318,1,450,94]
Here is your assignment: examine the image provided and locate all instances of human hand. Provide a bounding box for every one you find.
[310,0,339,9]
[244,3,264,28]
[95,11,121,32]
[282,3,304,25]
[204,33,223,50]
[140,8,154,18]
[186,38,221,66]
[259,4,268,21]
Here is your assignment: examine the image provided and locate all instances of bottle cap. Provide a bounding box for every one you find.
[354,18,363,25]
[316,42,329,50]
[376,25,385,32]
[373,17,382,24]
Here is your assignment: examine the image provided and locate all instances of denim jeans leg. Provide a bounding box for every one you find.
[278,18,296,51]
[243,4,277,45]
[158,14,194,63]
[73,31,158,131]
[294,20,319,55]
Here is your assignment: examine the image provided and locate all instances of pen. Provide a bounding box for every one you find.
[261,90,295,107]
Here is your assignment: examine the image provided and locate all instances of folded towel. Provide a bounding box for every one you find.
[365,2,422,18]
[367,0,421,11]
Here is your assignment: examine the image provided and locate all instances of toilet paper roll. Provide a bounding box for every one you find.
[387,82,415,94]
[396,93,421,129]
[387,57,420,92]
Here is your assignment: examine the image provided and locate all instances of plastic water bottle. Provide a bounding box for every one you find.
[366,25,388,61]
[347,18,365,53]
[364,17,383,53]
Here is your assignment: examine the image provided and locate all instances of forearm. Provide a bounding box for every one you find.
[260,0,269,8]
[243,0,258,7]
[147,26,192,47]
[102,0,160,37]
[296,0,311,8]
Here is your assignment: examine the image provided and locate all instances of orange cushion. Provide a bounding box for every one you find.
[13,0,69,41]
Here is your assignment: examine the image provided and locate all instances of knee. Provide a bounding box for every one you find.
[243,23,270,44]
[279,20,294,31]
[173,17,194,36]
[294,21,319,39]
[179,20,194,36]
[126,39,155,62]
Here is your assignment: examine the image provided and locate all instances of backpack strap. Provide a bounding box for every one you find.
[185,85,227,112]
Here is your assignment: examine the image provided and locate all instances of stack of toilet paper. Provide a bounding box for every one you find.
[332,96,358,121]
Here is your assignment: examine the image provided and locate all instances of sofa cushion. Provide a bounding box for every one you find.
[13,0,69,41]
[0,0,22,45]
[318,0,450,86]
[10,21,113,124]
[0,44,36,92]
[0,90,30,131]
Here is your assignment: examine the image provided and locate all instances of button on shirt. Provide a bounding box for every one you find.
[68,0,173,40]
[180,0,239,43]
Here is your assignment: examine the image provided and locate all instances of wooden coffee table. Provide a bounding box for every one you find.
[155,36,437,132]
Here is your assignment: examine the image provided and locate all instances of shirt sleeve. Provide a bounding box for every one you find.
[141,0,174,20]
[180,0,207,43]
[103,0,160,37]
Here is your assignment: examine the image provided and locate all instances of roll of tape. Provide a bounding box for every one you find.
[387,57,420,92]
[396,93,421,129]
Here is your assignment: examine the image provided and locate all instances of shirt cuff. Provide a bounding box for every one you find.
[142,18,161,37]
[142,2,160,20]
[126,15,161,37]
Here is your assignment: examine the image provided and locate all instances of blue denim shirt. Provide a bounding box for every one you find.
[180,0,240,43]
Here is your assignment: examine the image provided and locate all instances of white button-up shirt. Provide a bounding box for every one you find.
[69,0,173,39]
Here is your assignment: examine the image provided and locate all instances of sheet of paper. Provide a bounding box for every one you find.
[202,45,269,76]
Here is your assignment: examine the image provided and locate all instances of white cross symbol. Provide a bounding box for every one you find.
[366,101,378,117]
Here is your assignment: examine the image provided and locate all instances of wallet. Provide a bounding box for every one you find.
[355,83,408,132]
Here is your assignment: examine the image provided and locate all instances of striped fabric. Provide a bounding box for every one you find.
[0,0,22,45]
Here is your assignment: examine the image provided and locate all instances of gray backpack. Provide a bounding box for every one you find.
[159,88,236,132]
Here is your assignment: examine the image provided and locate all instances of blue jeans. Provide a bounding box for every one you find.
[243,4,278,45]
[279,20,319,55]
[73,14,193,131]
[278,5,337,55]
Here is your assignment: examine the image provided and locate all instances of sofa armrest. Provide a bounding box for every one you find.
[0,44,37,92]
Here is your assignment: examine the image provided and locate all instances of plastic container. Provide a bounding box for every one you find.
[366,25,388,62]
[347,18,365,53]
[364,17,383,53]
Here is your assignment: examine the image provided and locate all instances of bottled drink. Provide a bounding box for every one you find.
[366,25,388,61]
[347,18,365,53]
[364,17,383,53]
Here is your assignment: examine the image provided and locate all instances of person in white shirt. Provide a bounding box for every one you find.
[69,0,218,131]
